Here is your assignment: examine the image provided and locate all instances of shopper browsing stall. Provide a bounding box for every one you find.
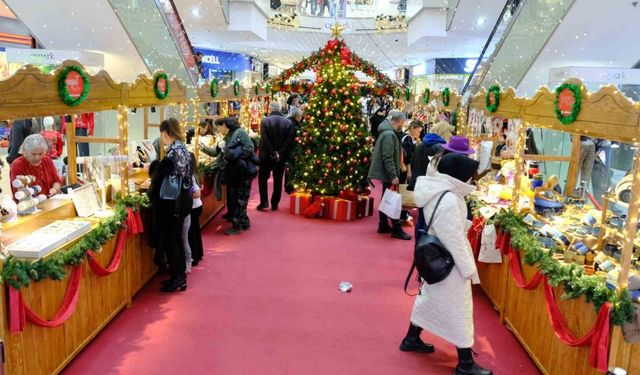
[10,134,63,198]
[401,152,491,375]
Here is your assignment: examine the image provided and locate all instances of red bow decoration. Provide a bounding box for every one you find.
[304,196,325,218]
[340,46,352,65]
[326,39,340,51]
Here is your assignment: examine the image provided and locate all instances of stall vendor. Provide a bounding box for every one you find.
[10,134,63,197]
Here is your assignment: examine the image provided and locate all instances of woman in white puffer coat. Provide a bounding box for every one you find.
[399,153,492,375]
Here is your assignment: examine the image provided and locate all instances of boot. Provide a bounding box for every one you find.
[161,278,187,292]
[377,222,393,234]
[391,227,412,240]
[399,323,434,353]
[455,348,492,375]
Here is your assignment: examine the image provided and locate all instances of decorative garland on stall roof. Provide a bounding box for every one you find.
[210,78,220,98]
[442,87,451,107]
[265,84,271,95]
[404,87,411,101]
[422,88,430,104]
[254,84,260,96]
[153,72,170,100]
[1,193,150,290]
[57,65,90,107]
[233,80,240,96]
[554,82,582,125]
[492,210,634,326]
[486,85,501,113]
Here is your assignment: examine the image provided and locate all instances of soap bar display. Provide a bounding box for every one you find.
[6,220,92,259]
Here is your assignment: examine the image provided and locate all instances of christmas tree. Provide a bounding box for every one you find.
[289,37,371,195]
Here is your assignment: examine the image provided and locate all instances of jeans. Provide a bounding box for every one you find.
[182,214,192,266]
[258,158,286,208]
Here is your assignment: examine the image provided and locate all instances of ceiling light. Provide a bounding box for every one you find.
[476,17,485,26]
[192,8,201,17]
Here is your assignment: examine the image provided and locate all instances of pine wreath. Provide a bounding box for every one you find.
[233,80,240,96]
[486,85,501,113]
[57,65,90,107]
[554,83,582,125]
[254,84,260,95]
[153,73,170,100]
[442,87,451,107]
[404,87,411,101]
[422,88,430,104]
[210,78,220,98]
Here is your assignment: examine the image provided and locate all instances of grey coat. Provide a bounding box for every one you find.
[367,119,400,183]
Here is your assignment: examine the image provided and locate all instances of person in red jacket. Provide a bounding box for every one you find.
[10,134,63,198]
[40,116,64,159]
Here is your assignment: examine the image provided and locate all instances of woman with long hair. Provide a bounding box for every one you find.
[148,118,193,292]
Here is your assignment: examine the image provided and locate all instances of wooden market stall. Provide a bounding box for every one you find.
[191,80,271,227]
[466,80,640,375]
[0,61,155,375]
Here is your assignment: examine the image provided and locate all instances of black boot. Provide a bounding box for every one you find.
[399,323,434,353]
[391,226,412,240]
[161,278,187,292]
[377,222,393,233]
[455,348,492,375]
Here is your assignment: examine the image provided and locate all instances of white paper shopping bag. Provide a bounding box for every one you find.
[379,188,402,220]
[479,224,502,263]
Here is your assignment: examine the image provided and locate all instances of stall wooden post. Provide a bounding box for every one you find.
[565,135,582,195]
[66,115,78,184]
[618,148,640,289]
[118,105,129,196]
[512,124,527,210]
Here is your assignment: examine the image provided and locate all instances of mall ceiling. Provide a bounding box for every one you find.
[174,0,505,70]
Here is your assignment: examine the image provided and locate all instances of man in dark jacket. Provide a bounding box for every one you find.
[369,107,387,141]
[7,119,33,164]
[258,102,296,211]
[367,110,411,240]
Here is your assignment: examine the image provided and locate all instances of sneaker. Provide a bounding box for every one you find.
[391,230,412,240]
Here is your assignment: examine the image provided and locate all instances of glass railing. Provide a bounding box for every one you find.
[154,0,198,84]
[108,0,196,89]
[462,0,576,101]
[270,0,405,18]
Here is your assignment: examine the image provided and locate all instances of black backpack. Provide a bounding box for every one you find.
[404,191,455,294]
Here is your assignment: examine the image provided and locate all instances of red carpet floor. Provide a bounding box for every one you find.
[63,181,540,375]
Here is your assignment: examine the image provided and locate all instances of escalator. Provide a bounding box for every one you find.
[461,0,575,103]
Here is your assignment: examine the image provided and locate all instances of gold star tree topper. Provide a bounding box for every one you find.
[330,22,345,38]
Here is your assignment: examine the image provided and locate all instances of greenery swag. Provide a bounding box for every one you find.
[2,194,150,290]
[57,65,90,107]
[153,73,170,100]
[442,87,451,107]
[554,83,582,125]
[486,85,501,113]
[492,210,634,326]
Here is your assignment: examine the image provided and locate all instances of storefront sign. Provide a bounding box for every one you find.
[193,47,251,80]
[5,48,103,68]
[550,67,640,86]
[321,20,353,34]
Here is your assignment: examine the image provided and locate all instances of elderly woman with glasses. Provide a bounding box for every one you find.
[10,134,63,198]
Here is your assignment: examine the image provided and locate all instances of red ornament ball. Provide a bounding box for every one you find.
[331,88,337,95]
[318,179,323,184]
[326,162,333,169]
[306,149,312,155]
[340,125,347,133]
[325,58,330,64]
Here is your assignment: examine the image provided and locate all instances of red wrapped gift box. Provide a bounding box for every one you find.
[328,198,357,221]
[357,195,374,218]
[289,192,312,215]
[314,195,334,219]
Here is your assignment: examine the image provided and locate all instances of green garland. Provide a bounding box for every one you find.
[492,210,634,326]
[442,87,451,107]
[233,80,240,96]
[254,84,260,96]
[153,72,170,100]
[404,87,411,101]
[422,88,430,104]
[265,84,271,95]
[2,194,150,289]
[57,65,90,107]
[554,83,582,125]
[210,78,220,98]
[485,85,501,113]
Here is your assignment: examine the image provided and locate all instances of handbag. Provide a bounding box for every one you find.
[159,174,182,200]
[399,184,416,208]
[379,186,402,220]
[404,191,454,292]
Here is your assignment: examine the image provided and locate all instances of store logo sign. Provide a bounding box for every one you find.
[202,55,220,65]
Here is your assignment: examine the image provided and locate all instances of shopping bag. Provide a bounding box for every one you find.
[479,224,502,263]
[379,187,402,220]
[399,184,417,208]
